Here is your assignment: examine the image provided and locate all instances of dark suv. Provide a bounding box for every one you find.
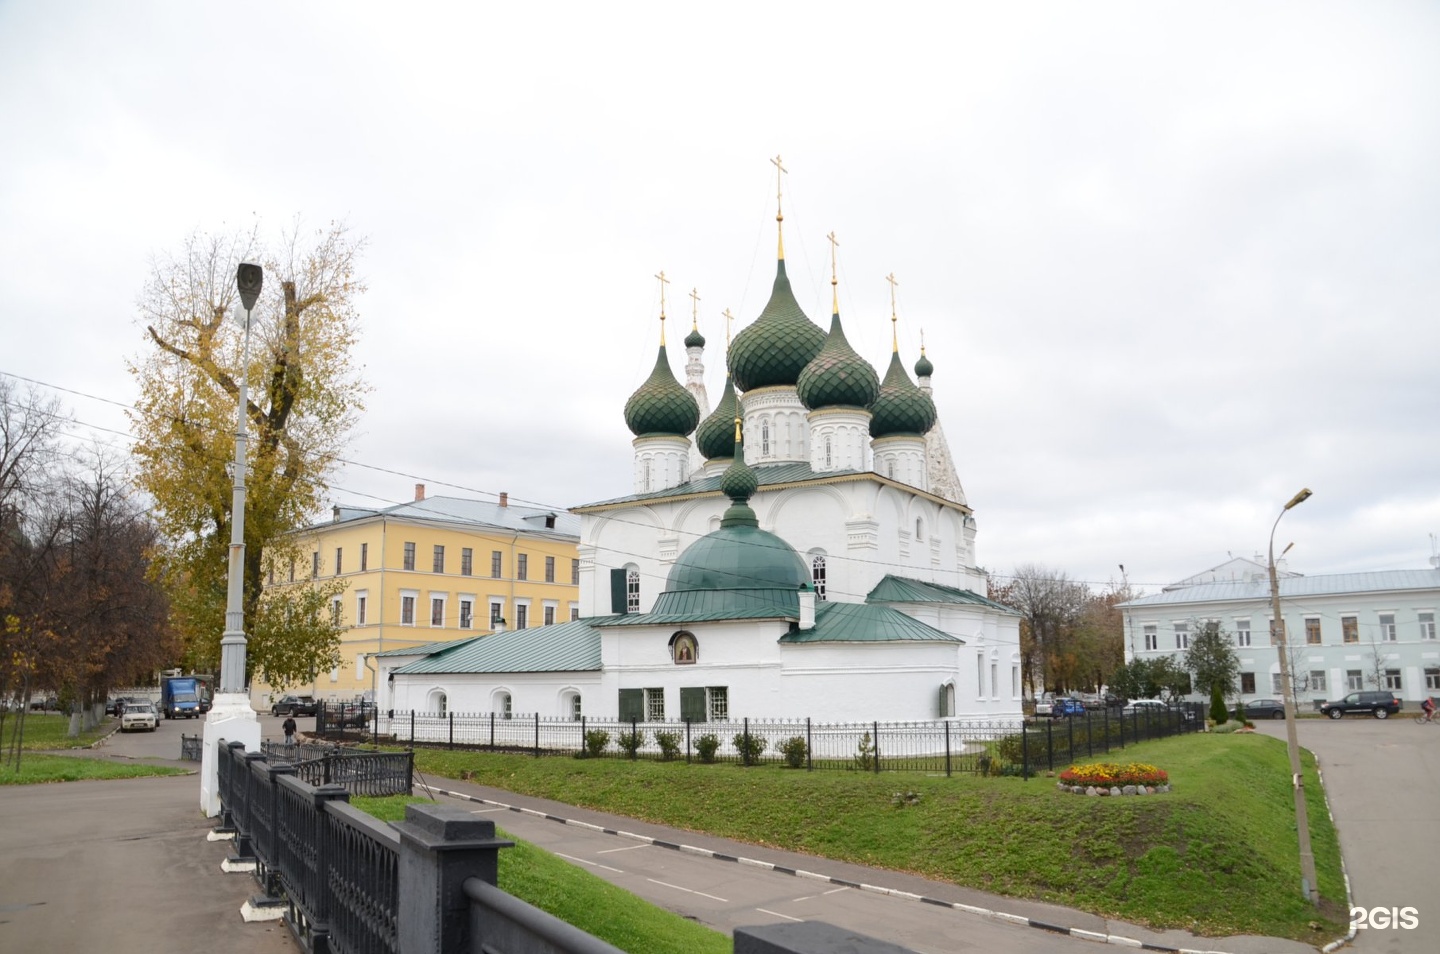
[270,694,319,717]
[1319,691,1401,720]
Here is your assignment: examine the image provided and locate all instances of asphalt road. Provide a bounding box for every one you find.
[1255,717,1440,954]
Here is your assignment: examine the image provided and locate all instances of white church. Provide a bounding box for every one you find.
[379,194,1022,726]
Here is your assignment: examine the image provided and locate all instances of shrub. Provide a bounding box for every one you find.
[582,729,610,758]
[654,730,681,761]
[1209,683,1229,725]
[732,732,767,765]
[993,731,1025,768]
[1058,761,1168,788]
[695,733,720,763]
[617,729,646,759]
[854,731,875,772]
[777,736,808,769]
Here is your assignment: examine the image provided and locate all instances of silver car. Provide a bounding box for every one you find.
[121,701,158,732]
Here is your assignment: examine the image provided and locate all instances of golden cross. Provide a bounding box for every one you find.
[885,272,899,350]
[723,307,735,346]
[689,287,701,329]
[827,232,839,286]
[654,270,670,319]
[770,154,787,219]
[920,327,927,356]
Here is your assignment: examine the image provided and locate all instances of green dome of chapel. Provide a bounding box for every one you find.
[696,374,740,460]
[728,260,825,392]
[797,311,879,411]
[624,344,700,438]
[869,351,936,438]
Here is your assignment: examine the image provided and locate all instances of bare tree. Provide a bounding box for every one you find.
[990,564,1090,694]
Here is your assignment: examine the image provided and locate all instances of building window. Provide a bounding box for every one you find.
[571,558,580,585]
[811,554,827,601]
[516,604,528,630]
[331,597,342,625]
[915,518,924,542]
[1235,619,1251,647]
[1379,613,1397,641]
[1269,619,1285,645]
[431,596,445,627]
[1425,667,1440,691]
[335,547,343,575]
[626,568,640,613]
[360,542,368,571]
[991,662,998,698]
[564,691,582,720]
[356,593,367,626]
[1342,616,1358,643]
[1384,669,1402,691]
[430,691,448,717]
[545,556,555,583]
[288,557,296,582]
[491,550,502,578]
[646,688,665,721]
[707,686,728,721]
[824,436,832,469]
[461,548,473,576]
[312,551,320,579]
[1174,622,1189,650]
[401,594,416,626]
[403,542,416,571]
[433,545,445,574]
[1012,666,1020,697]
[490,602,503,627]
[1420,611,1436,640]
[976,651,985,696]
[517,553,528,581]
[1271,672,1284,694]
[496,692,512,720]
[1309,670,1327,693]
[570,604,580,622]
[459,599,473,629]
[355,651,364,680]
[761,420,770,455]
[1240,672,1256,694]
[543,604,555,626]
[1305,618,1322,645]
[1346,670,1363,691]
[1143,624,1157,651]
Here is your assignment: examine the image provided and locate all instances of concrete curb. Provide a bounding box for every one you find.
[1314,759,1356,954]
[430,786,1246,954]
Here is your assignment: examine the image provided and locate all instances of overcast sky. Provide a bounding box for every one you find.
[2,1,1437,594]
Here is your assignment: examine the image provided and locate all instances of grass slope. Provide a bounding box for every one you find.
[0,753,188,785]
[354,795,730,954]
[1,712,116,750]
[410,733,1346,944]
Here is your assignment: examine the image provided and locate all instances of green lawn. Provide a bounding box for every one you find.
[408,732,1347,943]
[0,753,188,785]
[0,712,116,750]
[354,795,731,954]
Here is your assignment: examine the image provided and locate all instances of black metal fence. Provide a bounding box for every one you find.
[179,733,202,762]
[376,705,1204,779]
[315,700,373,738]
[260,740,414,796]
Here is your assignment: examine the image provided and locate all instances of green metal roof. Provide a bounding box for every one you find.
[574,462,868,510]
[394,617,611,674]
[780,600,962,643]
[373,637,474,658]
[866,575,1020,614]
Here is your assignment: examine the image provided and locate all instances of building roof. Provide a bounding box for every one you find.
[373,637,470,659]
[1119,569,1440,608]
[780,600,962,643]
[393,617,611,675]
[866,574,1020,614]
[328,495,581,539]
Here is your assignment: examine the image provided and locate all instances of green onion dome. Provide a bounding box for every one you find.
[695,375,740,460]
[684,325,706,348]
[728,260,826,392]
[914,352,934,379]
[718,448,759,515]
[869,351,937,438]
[624,345,700,437]
[797,312,880,411]
[660,522,808,596]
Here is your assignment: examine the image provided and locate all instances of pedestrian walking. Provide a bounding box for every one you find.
[282,715,297,747]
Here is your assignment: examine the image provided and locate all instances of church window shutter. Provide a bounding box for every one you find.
[937,684,948,718]
[618,688,643,722]
[681,687,706,723]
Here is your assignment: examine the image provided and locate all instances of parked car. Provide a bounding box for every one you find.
[1319,691,1401,720]
[1243,698,1287,720]
[120,701,158,732]
[1122,699,1195,722]
[1033,694,1054,718]
[271,694,318,717]
[1052,698,1088,718]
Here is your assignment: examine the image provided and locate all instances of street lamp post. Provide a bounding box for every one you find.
[1268,487,1319,905]
[200,263,266,817]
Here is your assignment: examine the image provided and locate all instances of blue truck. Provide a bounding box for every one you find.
[159,675,203,719]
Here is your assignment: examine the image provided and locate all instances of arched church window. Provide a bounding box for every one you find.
[495,690,513,720]
[626,568,641,613]
[670,631,698,664]
[429,690,447,716]
[887,460,895,479]
[916,517,924,542]
[811,554,827,601]
[561,690,582,721]
[642,459,651,492]
[824,436,832,469]
[761,420,770,456]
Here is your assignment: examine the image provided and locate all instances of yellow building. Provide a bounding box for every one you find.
[253,485,580,708]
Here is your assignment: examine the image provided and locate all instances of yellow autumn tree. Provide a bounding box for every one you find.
[127,222,365,687]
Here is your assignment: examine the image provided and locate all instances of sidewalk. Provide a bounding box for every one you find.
[0,771,298,954]
[409,768,1323,954]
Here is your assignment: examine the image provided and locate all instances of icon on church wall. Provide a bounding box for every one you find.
[672,632,697,664]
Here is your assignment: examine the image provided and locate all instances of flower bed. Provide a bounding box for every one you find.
[1059,761,1167,788]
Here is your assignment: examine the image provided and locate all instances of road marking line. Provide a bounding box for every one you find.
[467,807,504,814]
[597,844,650,854]
[646,878,728,903]
[822,886,850,895]
[756,908,803,922]
[555,853,623,874]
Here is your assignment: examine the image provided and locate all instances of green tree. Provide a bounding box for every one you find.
[127,222,367,687]
[1184,620,1240,702]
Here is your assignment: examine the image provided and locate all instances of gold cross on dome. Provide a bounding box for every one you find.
[770,154,787,218]
[689,287,701,328]
[723,307,735,346]
[654,270,670,319]
[827,232,839,286]
[885,272,899,349]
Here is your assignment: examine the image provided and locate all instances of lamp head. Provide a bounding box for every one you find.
[1284,488,1312,511]
[236,263,263,311]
